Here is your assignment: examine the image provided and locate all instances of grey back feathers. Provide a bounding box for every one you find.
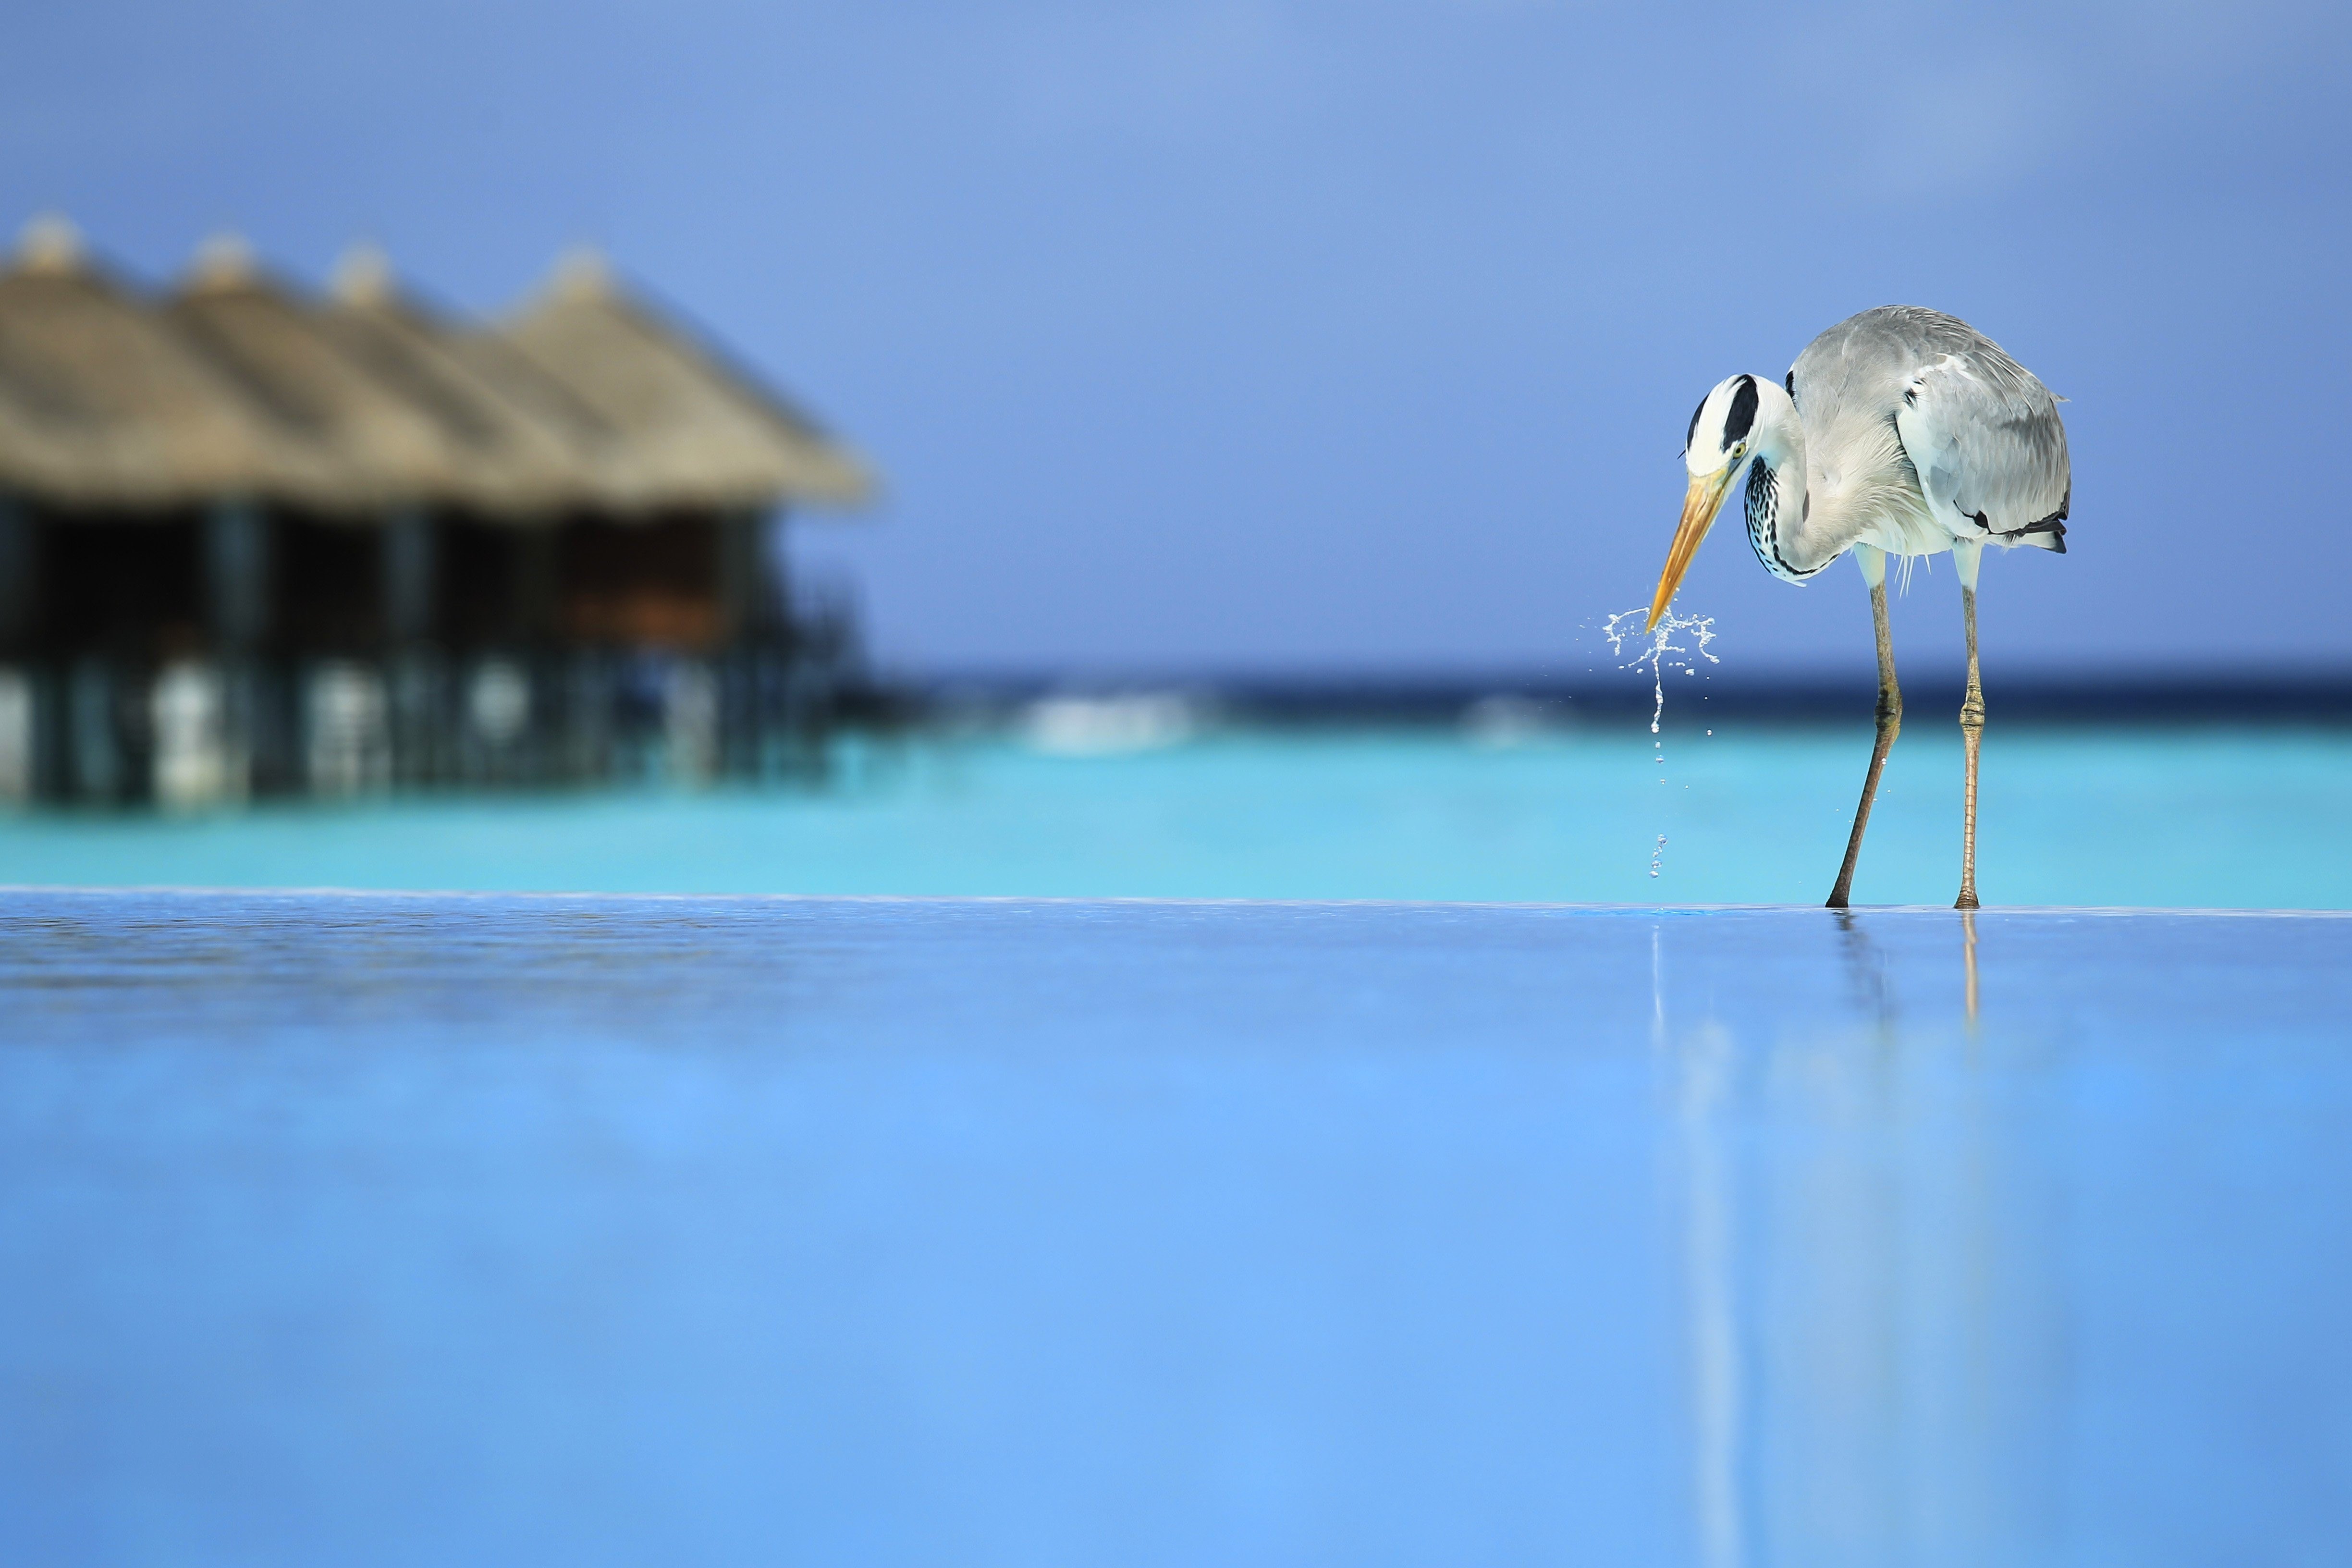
[1789,306,2070,553]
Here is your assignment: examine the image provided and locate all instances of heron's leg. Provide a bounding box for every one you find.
[1827,546,1899,909]
[1954,541,1985,909]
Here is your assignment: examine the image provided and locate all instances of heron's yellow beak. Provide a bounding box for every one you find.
[1648,466,1734,631]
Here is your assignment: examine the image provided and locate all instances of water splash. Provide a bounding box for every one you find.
[1604,607,1719,735]
[1604,608,1719,878]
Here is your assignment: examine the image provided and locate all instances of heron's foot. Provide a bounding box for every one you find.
[1955,889,1980,910]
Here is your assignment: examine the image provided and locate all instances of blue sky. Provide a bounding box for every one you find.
[3,1,2346,678]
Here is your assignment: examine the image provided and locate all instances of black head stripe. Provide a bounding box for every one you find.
[1784,369,1797,404]
[1721,375,1758,451]
[1684,393,1707,455]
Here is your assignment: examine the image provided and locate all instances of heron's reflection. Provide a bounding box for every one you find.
[1836,905,1979,1030]
[1832,907,1900,1040]
[1677,1016,1742,1568]
[1962,907,1980,1027]
[1667,914,2058,1567]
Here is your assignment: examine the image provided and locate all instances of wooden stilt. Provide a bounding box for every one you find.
[0,497,35,803]
[204,498,271,800]
[383,507,441,784]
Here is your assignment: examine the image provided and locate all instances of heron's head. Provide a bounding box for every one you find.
[1649,373,1766,630]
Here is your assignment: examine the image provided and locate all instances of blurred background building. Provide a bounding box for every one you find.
[0,218,875,805]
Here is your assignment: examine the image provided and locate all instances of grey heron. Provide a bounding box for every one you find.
[1647,306,2070,909]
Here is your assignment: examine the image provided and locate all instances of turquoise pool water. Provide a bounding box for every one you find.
[1,723,2347,907]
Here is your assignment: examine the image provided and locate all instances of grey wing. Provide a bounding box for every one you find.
[1889,329,2070,546]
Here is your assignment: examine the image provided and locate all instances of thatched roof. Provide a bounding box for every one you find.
[0,220,874,519]
[0,220,337,508]
[316,248,612,515]
[162,239,558,514]
[499,252,874,510]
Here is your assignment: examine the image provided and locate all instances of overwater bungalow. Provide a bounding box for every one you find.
[0,220,875,805]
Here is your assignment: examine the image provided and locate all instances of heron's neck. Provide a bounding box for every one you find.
[1741,394,1826,581]
[1753,393,1807,499]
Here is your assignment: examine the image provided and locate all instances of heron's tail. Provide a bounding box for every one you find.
[1997,512,2067,554]
[2008,517,2067,553]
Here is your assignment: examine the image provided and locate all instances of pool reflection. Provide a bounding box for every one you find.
[0,894,2345,1566]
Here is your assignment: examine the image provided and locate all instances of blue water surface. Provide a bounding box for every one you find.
[1,723,2348,907]
[1,890,2348,1567]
